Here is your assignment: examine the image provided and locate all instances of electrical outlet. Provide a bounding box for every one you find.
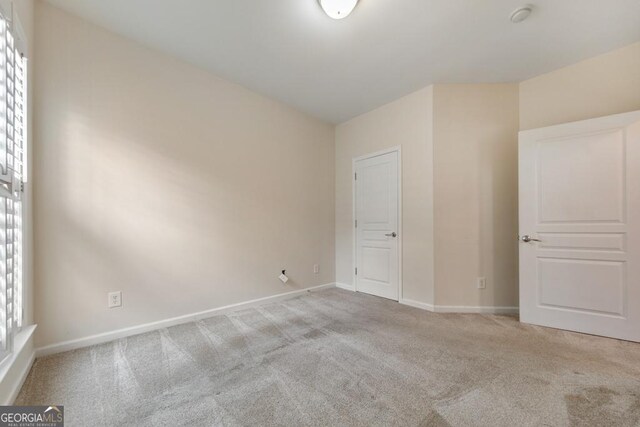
[313,264,319,274]
[108,291,122,308]
[477,277,486,289]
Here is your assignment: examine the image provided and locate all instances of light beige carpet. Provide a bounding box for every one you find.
[16,288,640,426]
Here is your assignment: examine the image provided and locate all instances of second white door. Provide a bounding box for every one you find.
[355,150,400,301]
[519,111,640,342]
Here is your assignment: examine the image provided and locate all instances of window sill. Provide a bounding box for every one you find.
[0,324,37,385]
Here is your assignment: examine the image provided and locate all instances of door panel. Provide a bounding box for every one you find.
[537,258,624,315]
[537,233,625,251]
[537,130,624,223]
[362,247,391,283]
[519,110,640,342]
[355,151,399,300]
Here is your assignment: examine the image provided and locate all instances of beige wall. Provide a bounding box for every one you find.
[520,42,640,130]
[430,42,640,307]
[335,84,520,309]
[33,3,335,347]
[335,87,434,304]
[432,84,519,308]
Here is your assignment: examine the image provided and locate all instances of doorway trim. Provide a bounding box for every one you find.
[352,146,403,301]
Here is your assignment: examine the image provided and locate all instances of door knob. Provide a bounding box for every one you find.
[385,232,397,238]
[520,234,541,243]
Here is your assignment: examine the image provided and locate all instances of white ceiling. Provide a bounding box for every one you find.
[45,0,640,123]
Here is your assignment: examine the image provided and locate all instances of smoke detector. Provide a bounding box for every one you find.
[510,5,533,23]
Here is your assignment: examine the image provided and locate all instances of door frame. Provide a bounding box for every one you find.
[352,146,402,301]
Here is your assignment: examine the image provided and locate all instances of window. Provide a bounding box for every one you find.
[0,10,26,362]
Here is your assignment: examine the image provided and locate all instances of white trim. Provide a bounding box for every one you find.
[352,146,403,301]
[0,324,35,404]
[518,110,640,138]
[433,305,519,315]
[0,0,10,20]
[0,1,28,57]
[5,352,33,404]
[400,299,518,315]
[335,282,355,292]
[11,6,27,57]
[36,283,336,358]
[352,146,402,163]
[399,298,435,311]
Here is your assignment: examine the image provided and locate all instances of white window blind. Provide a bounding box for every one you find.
[0,10,25,361]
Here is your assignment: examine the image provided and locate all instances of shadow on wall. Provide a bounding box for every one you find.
[477,124,519,310]
[34,99,333,346]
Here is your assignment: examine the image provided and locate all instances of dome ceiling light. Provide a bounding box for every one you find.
[318,0,359,20]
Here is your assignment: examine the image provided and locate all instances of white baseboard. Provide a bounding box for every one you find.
[0,325,36,404]
[400,299,518,315]
[36,283,336,358]
[399,298,435,311]
[433,305,519,315]
[335,282,355,292]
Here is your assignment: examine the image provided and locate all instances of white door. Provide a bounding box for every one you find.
[354,150,400,301]
[519,110,640,342]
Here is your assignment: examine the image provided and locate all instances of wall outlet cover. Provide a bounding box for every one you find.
[108,291,122,308]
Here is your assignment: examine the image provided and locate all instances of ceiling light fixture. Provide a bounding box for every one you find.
[318,0,359,20]
[510,5,533,23]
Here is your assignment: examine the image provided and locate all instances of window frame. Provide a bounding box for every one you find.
[0,1,27,365]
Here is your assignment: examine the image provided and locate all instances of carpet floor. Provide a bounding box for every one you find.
[16,288,640,426]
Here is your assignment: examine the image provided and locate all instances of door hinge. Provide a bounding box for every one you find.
[354,172,357,180]
[355,267,358,275]
[355,219,357,228]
